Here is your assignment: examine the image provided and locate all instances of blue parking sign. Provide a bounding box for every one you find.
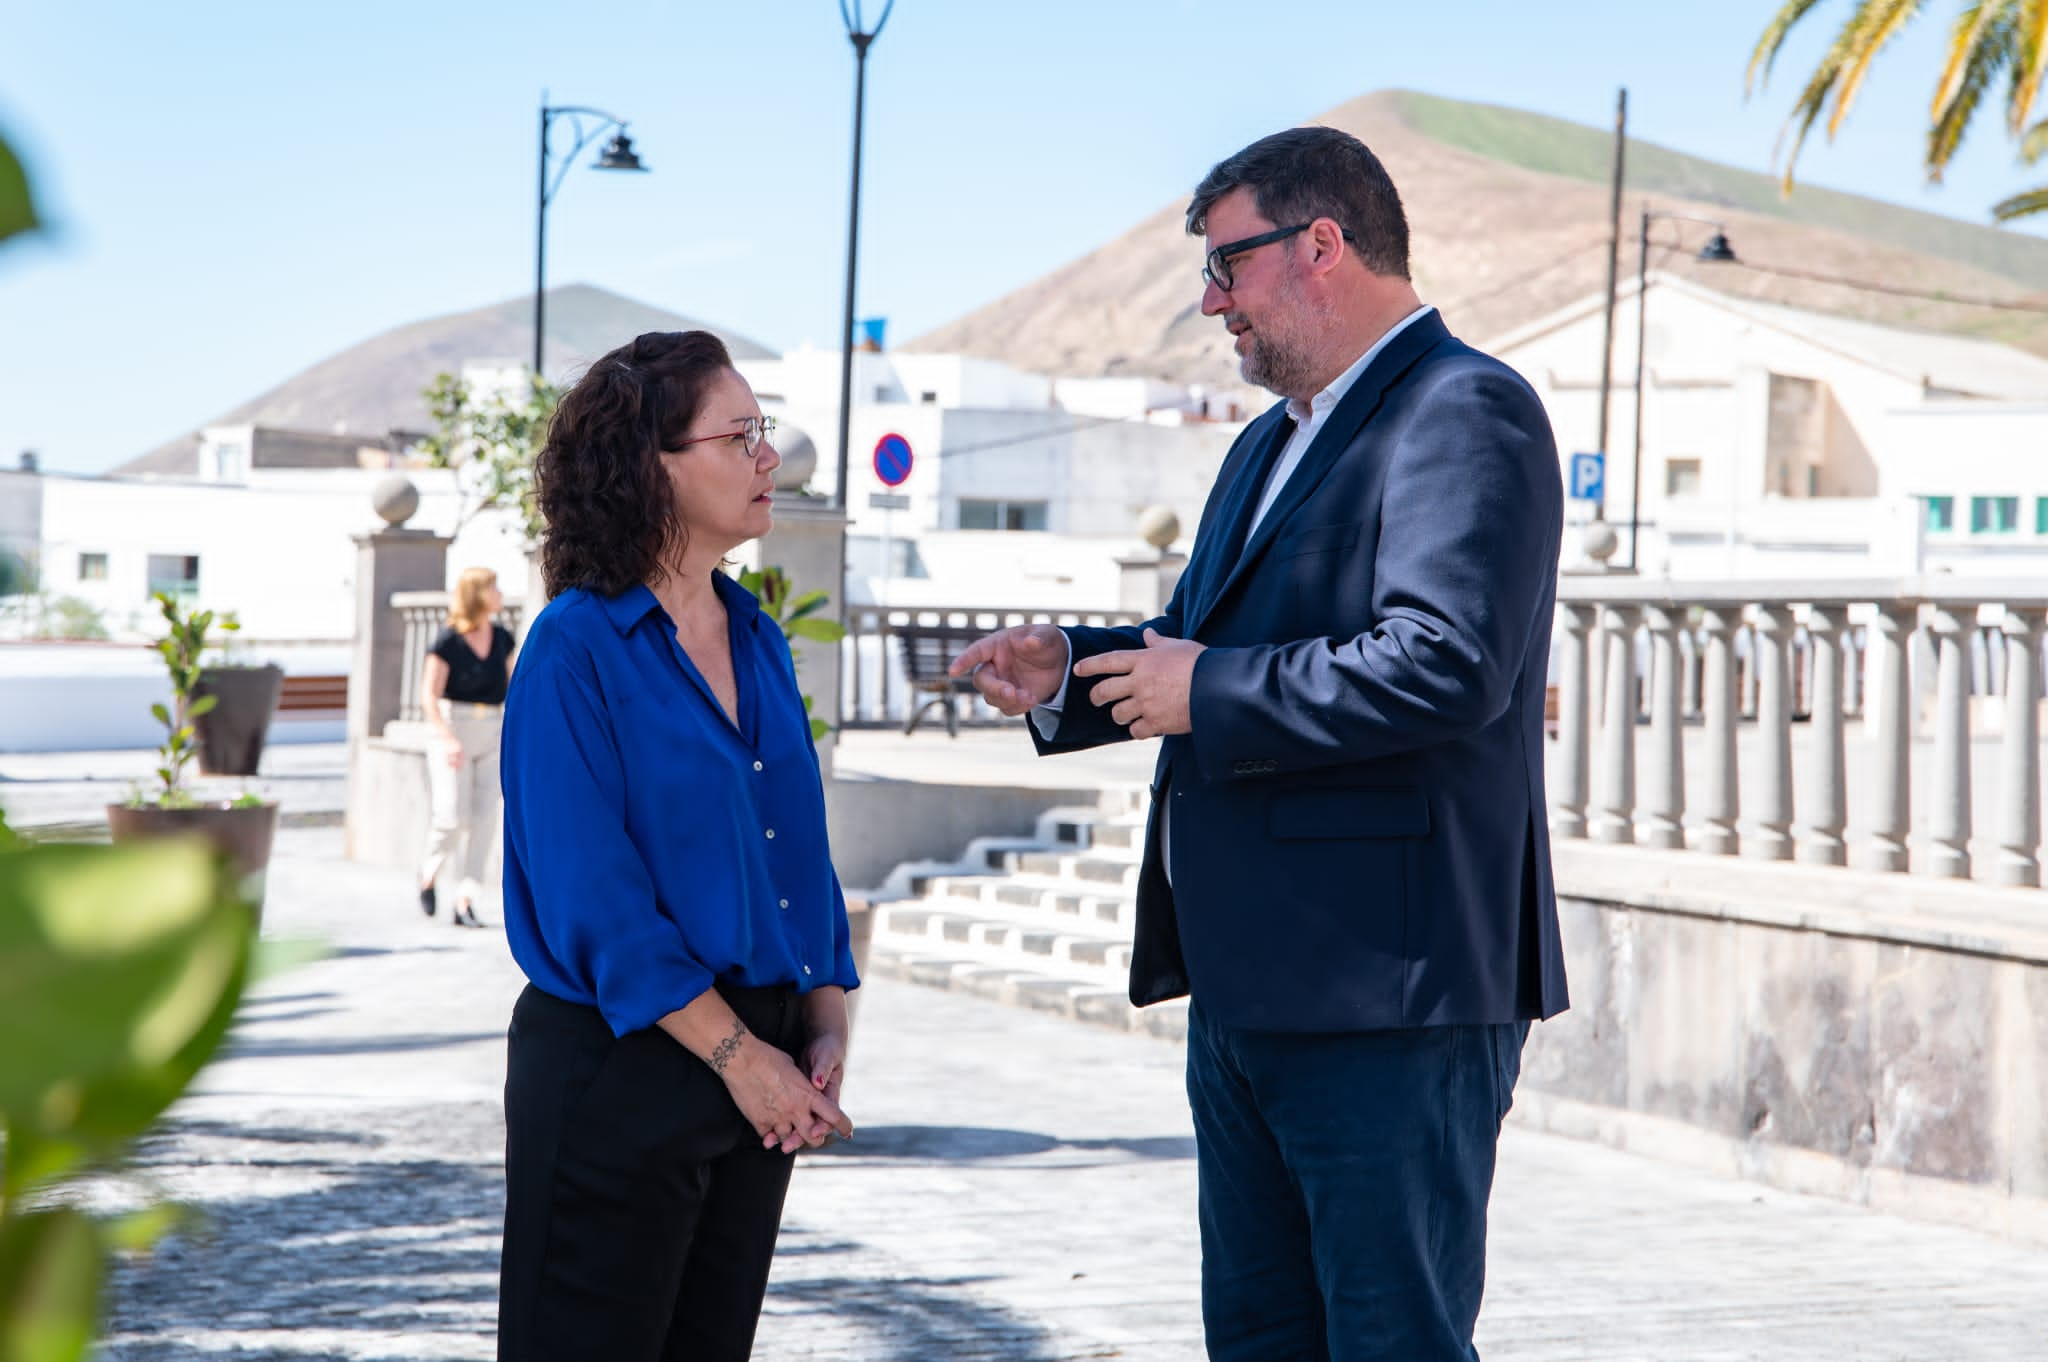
[1569,452,1605,503]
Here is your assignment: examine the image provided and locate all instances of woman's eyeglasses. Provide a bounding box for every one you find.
[670,415,777,457]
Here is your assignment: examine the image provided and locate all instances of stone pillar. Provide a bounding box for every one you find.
[1116,551,1189,618]
[1591,605,1638,845]
[1995,607,2044,888]
[1746,606,1794,861]
[1549,603,1594,840]
[1641,605,1687,849]
[349,527,451,744]
[1799,606,1848,867]
[1862,604,1916,873]
[759,496,849,780]
[1698,609,1741,855]
[1928,606,1975,879]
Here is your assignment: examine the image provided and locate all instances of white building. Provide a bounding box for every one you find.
[1489,274,2048,578]
[738,345,1247,610]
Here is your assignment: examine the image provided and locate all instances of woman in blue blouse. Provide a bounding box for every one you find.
[495,330,858,1362]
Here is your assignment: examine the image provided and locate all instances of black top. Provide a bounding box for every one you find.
[431,624,515,705]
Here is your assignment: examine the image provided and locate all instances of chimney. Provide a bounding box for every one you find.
[17,450,36,473]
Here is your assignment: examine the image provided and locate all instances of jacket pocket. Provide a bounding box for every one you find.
[1275,520,1361,559]
[1268,787,1430,840]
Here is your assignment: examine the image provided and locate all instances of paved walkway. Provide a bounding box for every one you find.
[88,826,2048,1361]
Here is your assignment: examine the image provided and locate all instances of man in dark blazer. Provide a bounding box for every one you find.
[952,126,1567,1361]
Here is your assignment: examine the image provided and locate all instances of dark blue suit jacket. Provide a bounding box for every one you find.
[1038,312,1568,1032]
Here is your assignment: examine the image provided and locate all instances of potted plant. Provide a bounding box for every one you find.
[152,594,286,777]
[106,593,281,927]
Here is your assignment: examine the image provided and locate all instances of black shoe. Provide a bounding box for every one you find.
[453,902,484,929]
[419,885,437,918]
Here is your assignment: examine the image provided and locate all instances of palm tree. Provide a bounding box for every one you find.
[1748,0,2048,220]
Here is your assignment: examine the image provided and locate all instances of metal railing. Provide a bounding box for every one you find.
[390,591,525,723]
[839,604,1147,729]
[1550,577,2046,887]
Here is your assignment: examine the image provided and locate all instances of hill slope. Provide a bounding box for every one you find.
[120,284,774,476]
[907,90,2048,390]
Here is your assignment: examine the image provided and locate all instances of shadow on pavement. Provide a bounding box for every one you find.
[223,1031,502,1060]
[813,1124,1196,1163]
[106,1141,503,1360]
[768,1225,1066,1362]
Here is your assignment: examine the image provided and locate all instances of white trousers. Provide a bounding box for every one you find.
[420,702,502,906]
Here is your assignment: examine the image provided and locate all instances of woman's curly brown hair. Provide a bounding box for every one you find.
[534,330,734,598]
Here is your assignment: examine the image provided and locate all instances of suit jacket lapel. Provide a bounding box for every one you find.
[1187,405,1295,633]
[1195,312,1450,634]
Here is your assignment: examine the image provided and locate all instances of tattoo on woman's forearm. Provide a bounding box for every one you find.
[709,1018,747,1076]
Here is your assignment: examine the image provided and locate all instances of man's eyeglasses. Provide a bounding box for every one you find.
[1201,222,1359,292]
[670,415,777,458]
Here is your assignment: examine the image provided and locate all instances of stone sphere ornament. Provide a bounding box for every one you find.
[772,423,818,492]
[1580,519,1620,563]
[1137,505,1181,551]
[372,476,420,528]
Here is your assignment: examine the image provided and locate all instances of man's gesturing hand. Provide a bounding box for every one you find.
[949,624,1069,716]
[1072,628,1206,739]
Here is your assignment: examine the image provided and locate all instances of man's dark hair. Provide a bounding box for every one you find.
[1186,126,1410,281]
[535,329,733,598]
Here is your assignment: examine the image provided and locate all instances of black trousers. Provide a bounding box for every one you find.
[498,981,805,1362]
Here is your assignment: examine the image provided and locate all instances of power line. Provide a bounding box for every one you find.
[1720,256,2048,315]
[1437,238,1613,315]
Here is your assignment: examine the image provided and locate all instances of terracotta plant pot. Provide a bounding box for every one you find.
[106,801,280,930]
[193,664,285,776]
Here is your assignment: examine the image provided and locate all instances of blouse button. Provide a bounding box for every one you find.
[753,760,764,772]
[765,828,776,840]
[779,898,790,910]
[802,965,812,976]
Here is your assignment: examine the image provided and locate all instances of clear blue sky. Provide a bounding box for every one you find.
[4,0,2044,473]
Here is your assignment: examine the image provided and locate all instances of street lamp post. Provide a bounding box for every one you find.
[534,96,647,378]
[832,0,896,621]
[1627,207,1738,572]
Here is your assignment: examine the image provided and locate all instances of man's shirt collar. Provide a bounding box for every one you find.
[1284,304,1436,427]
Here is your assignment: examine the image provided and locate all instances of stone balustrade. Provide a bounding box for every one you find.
[388,591,524,724]
[1550,578,2047,889]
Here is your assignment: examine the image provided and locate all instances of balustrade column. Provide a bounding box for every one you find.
[1698,609,1740,855]
[1995,607,2044,887]
[1548,604,1594,839]
[1861,604,1915,873]
[1746,606,1794,860]
[1591,605,1639,845]
[1798,606,1848,866]
[1641,605,1687,848]
[1928,607,1975,879]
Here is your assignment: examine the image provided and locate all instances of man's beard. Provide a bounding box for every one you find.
[1235,270,1335,397]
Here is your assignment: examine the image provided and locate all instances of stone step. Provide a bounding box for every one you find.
[864,936,1187,1042]
[873,897,1136,976]
[906,874,1137,929]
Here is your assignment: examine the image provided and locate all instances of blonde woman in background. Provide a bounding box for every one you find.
[418,566,516,928]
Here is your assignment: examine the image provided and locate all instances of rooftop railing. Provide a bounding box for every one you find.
[1550,577,2045,887]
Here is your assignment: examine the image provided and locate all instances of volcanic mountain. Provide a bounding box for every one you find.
[905,90,2048,390]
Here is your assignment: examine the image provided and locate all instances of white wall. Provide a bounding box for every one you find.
[19,470,530,644]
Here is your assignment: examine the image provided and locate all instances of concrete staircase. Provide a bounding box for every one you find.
[861,783,1187,1040]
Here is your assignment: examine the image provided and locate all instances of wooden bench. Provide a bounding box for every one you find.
[277,673,348,717]
[899,629,979,737]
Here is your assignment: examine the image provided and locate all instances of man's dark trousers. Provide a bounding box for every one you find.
[1187,1002,1530,1362]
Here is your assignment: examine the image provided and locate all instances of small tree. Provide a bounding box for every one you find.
[419,370,560,539]
[739,566,847,742]
[136,593,237,808]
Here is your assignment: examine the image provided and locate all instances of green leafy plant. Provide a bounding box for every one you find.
[35,596,107,642]
[0,831,253,1362]
[420,370,561,539]
[1750,0,2048,221]
[739,566,847,742]
[136,593,239,808]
